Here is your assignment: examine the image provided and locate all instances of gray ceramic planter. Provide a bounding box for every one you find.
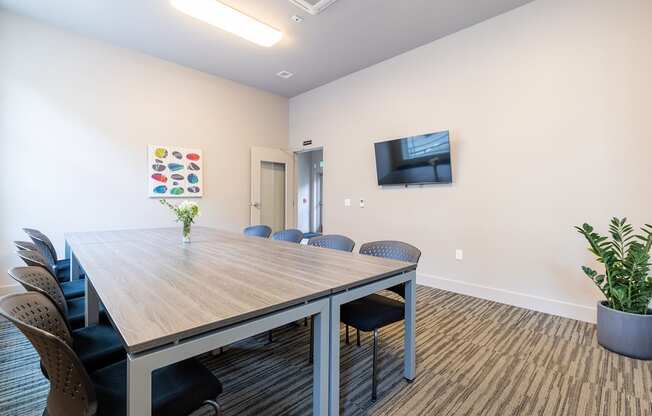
[597,301,652,360]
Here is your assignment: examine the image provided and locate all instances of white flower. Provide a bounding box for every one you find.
[178,200,200,218]
[179,200,194,210]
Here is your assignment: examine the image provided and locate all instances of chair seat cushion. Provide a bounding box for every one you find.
[61,279,85,300]
[67,297,107,330]
[73,323,125,373]
[92,359,222,416]
[340,294,405,332]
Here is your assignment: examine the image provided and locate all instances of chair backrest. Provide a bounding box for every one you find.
[13,240,39,252]
[0,292,97,416]
[16,249,57,277]
[359,241,422,263]
[23,227,58,265]
[0,291,73,345]
[243,225,272,238]
[308,234,355,252]
[359,240,421,298]
[272,229,304,243]
[8,266,70,322]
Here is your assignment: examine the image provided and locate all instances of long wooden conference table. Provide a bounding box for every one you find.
[64,227,417,416]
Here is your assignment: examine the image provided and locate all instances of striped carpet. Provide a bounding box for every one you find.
[1,286,651,415]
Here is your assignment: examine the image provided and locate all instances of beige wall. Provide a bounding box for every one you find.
[0,11,289,290]
[290,0,652,322]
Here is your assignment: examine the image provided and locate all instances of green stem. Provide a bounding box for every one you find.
[605,266,615,309]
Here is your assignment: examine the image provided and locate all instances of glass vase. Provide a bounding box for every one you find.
[182,223,191,243]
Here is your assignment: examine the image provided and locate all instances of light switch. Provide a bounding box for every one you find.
[344,198,351,207]
[455,249,464,260]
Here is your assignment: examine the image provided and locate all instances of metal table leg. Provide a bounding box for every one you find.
[85,277,100,327]
[328,270,416,416]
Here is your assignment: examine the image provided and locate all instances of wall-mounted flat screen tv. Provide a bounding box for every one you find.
[374,130,452,186]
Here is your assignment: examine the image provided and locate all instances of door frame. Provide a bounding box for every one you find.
[250,147,294,229]
[293,146,325,233]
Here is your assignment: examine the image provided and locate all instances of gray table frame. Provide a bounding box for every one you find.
[65,237,417,416]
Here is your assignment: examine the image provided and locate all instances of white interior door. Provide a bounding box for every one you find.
[250,147,294,231]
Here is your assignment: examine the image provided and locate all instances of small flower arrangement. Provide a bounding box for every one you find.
[160,199,200,243]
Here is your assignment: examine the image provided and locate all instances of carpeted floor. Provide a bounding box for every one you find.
[1,286,651,415]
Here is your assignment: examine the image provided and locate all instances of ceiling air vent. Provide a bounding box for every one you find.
[277,70,294,79]
[289,0,339,15]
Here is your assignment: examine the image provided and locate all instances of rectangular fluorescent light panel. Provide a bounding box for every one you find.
[171,0,283,47]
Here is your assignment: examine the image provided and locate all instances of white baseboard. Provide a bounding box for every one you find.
[417,273,596,323]
[0,284,22,296]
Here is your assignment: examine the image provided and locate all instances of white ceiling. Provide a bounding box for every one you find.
[0,0,534,97]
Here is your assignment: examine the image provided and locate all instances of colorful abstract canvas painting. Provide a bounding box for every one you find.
[148,145,203,197]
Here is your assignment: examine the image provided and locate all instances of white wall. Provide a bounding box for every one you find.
[0,11,289,290]
[290,0,652,322]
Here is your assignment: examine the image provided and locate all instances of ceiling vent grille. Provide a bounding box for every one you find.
[277,70,294,79]
[289,0,339,15]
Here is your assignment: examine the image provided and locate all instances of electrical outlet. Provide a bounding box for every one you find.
[455,249,463,260]
[359,199,365,208]
[344,198,351,207]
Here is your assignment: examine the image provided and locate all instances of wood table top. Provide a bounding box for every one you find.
[67,227,417,353]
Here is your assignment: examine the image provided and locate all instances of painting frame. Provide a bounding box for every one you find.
[148,145,203,198]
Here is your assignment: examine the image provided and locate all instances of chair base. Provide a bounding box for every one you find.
[203,400,224,416]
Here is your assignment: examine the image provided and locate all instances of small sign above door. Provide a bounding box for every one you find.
[302,140,312,146]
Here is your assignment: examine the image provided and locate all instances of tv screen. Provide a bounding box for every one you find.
[374,131,452,186]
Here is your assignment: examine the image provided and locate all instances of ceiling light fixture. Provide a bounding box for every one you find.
[171,0,283,47]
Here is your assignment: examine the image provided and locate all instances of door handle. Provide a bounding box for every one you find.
[250,202,261,209]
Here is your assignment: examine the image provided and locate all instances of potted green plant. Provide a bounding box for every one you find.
[576,218,652,360]
[160,199,200,243]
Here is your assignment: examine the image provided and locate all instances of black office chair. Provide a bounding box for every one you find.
[16,249,85,299]
[243,225,272,238]
[272,229,304,243]
[0,292,223,416]
[23,227,73,280]
[8,266,106,330]
[0,290,124,376]
[340,241,421,402]
[307,234,356,362]
[308,234,355,252]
